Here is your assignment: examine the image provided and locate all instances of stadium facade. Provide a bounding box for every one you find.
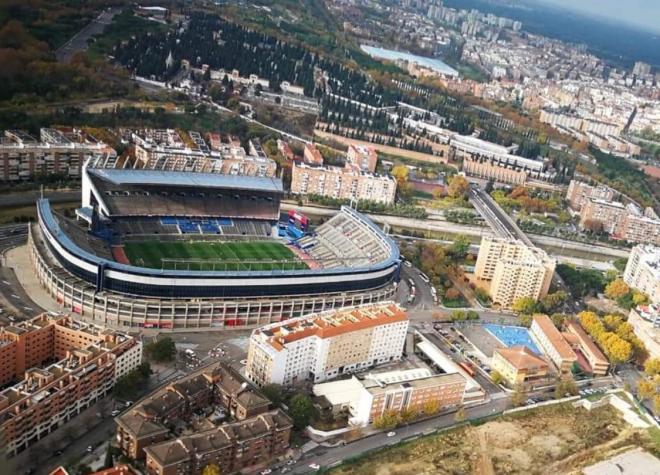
[30,156,401,330]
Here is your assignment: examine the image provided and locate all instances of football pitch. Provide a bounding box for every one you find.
[122,240,309,271]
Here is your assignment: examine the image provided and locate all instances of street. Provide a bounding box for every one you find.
[55,8,121,62]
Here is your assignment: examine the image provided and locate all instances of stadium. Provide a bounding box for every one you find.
[30,154,400,330]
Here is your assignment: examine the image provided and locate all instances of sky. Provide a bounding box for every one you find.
[537,0,660,34]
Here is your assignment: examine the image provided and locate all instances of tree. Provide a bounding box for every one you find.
[447,175,469,199]
[448,235,470,259]
[391,165,409,183]
[512,297,538,315]
[604,279,630,300]
[539,291,568,314]
[511,384,526,407]
[423,400,440,415]
[373,410,400,429]
[288,393,318,430]
[454,406,466,422]
[637,379,656,401]
[261,384,285,406]
[554,375,578,399]
[550,313,568,330]
[645,358,660,377]
[603,314,624,331]
[202,464,221,475]
[145,337,176,362]
[445,287,461,301]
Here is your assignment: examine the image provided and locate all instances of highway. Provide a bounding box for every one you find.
[469,186,532,245]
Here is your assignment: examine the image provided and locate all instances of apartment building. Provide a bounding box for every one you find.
[0,314,141,456]
[0,129,116,181]
[143,409,291,475]
[618,212,660,246]
[461,157,527,185]
[624,245,660,304]
[115,362,274,462]
[530,315,577,372]
[246,302,409,387]
[563,321,609,376]
[629,306,660,359]
[313,368,465,426]
[565,180,616,212]
[346,144,378,172]
[303,143,324,166]
[291,162,397,205]
[491,346,549,386]
[131,132,277,177]
[475,236,556,308]
[579,198,627,233]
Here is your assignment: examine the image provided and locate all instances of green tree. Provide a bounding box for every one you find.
[261,384,285,406]
[145,337,176,362]
[554,375,578,399]
[550,313,568,330]
[288,393,318,430]
[448,235,470,259]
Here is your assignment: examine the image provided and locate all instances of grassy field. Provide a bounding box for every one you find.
[123,240,308,271]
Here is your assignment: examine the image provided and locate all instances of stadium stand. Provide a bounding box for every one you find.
[296,209,391,269]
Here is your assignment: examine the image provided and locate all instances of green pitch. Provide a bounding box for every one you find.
[122,240,309,271]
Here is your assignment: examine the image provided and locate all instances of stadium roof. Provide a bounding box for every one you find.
[87,168,283,193]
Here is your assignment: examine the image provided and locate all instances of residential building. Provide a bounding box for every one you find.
[475,236,556,308]
[346,144,378,172]
[530,314,577,372]
[143,409,292,475]
[313,368,466,426]
[633,61,652,77]
[50,465,136,475]
[618,212,660,246]
[490,346,549,385]
[563,321,610,376]
[628,306,660,359]
[277,139,295,161]
[245,302,409,387]
[115,362,275,463]
[0,129,116,181]
[303,143,324,166]
[290,162,397,205]
[0,314,142,456]
[579,198,627,234]
[623,245,660,304]
[565,180,615,212]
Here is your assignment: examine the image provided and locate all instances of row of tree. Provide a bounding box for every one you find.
[578,311,646,365]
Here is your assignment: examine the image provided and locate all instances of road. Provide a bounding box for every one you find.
[288,397,511,474]
[55,8,121,62]
[0,223,43,325]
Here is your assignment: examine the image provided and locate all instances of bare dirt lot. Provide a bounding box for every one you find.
[330,404,660,475]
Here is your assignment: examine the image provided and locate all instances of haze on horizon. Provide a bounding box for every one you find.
[535,0,660,35]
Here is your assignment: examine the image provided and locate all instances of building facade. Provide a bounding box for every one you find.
[475,236,555,308]
[313,368,465,426]
[566,180,616,212]
[491,346,549,386]
[291,162,397,205]
[246,303,408,387]
[628,306,660,359]
[0,314,141,456]
[563,321,609,376]
[579,198,627,234]
[624,245,660,305]
[530,314,577,372]
[0,129,116,181]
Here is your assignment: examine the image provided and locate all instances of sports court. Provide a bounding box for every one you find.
[483,324,541,354]
[121,240,309,271]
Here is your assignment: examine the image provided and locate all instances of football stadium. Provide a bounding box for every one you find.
[30,153,400,330]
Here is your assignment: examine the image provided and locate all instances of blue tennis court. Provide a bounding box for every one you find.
[483,324,541,354]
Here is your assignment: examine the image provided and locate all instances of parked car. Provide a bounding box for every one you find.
[387,431,396,437]
[308,464,321,470]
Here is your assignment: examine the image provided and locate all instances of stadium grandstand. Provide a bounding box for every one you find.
[30,157,401,330]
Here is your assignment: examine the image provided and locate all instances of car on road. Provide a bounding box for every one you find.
[387,431,396,437]
[86,445,93,453]
[308,463,321,470]
[111,409,121,417]
[260,469,272,474]
[240,359,248,365]
[418,272,430,283]
[403,260,412,268]
[125,400,133,407]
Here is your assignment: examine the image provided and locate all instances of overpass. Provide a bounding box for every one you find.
[468,185,532,245]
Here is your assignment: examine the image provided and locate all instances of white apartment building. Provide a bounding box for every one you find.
[114,339,144,382]
[475,236,556,308]
[245,303,409,387]
[566,180,616,212]
[624,245,660,305]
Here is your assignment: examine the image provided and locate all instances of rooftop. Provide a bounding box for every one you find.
[494,345,548,371]
[564,321,608,365]
[87,168,283,193]
[253,303,407,352]
[532,315,577,361]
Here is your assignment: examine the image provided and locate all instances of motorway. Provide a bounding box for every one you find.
[469,186,532,246]
[55,8,121,62]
